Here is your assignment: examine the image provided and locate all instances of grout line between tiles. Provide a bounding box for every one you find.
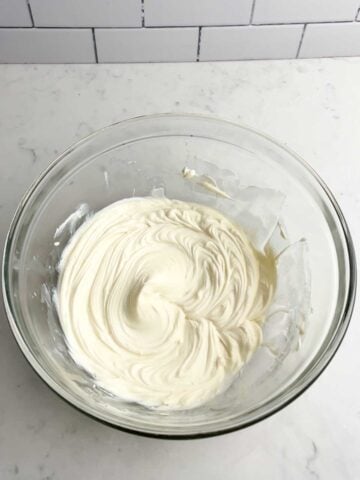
[0,20,358,31]
[249,0,257,24]
[251,18,358,26]
[26,0,35,27]
[145,20,356,27]
[296,24,307,58]
[196,26,202,61]
[141,0,145,27]
[0,26,140,30]
[92,28,98,63]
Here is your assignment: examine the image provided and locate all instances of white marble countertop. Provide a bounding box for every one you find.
[0,59,359,480]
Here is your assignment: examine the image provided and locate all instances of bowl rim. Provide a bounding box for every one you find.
[2,113,357,439]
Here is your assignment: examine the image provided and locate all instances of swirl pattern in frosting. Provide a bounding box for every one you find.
[58,198,276,409]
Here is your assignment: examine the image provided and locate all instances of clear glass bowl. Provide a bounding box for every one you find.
[2,114,356,438]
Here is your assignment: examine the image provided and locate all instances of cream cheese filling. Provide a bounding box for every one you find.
[58,198,276,409]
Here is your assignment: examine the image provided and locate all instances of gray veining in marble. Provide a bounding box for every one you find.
[0,59,359,479]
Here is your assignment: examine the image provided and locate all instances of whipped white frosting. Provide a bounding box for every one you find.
[58,198,276,409]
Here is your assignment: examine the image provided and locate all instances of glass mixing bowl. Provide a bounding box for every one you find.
[2,114,356,438]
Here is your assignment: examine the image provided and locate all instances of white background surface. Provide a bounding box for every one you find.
[0,59,359,479]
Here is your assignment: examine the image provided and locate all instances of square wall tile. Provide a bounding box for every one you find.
[30,0,141,27]
[0,28,95,63]
[0,0,32,27]
[200,25,303,61]
[299,22,360,58]
[95,28,198,62]
[145,0,253,26]
[253,0,359,24]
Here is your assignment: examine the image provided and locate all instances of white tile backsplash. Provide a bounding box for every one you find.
[0,28,95,63]
[299,22,360,58]
[253,0,359,24]
[96,28,198,63]
[200,25,303,61]
[1,0,360,62]
[144,0,253,26]
[29,0,141,27]
[0,0,32,27]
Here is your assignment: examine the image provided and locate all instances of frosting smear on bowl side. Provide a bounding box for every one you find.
[58,198,276,409]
